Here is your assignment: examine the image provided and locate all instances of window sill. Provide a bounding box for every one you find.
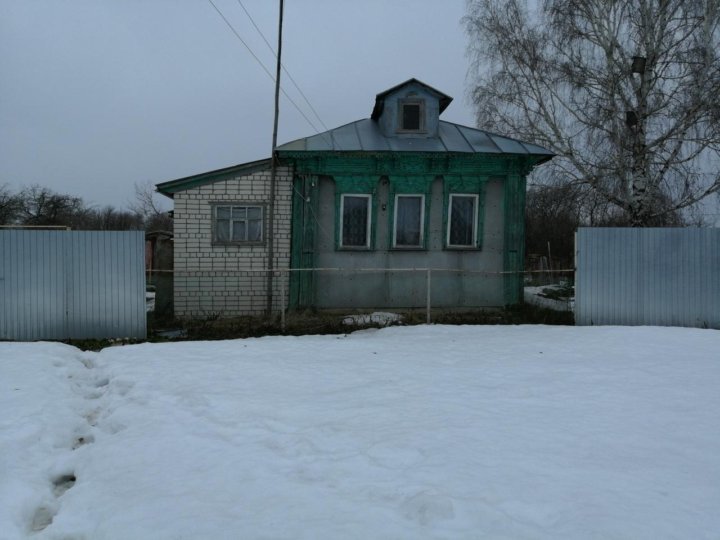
[390,246,427,251]
[212,241,266,247]
[337,246,373,251]
[444,246,482,251]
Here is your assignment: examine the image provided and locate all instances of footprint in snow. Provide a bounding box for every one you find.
[84,409,101,427]
[78,356,95,370]
[400,490,455,526]
[71,433,95,450]
[83,389,104,400]
[30,504,57,532]
[52,473,77,497]
[78,377,110,400]
[98,419,126,435]
[29,473,77,532]
[112,379,134,396]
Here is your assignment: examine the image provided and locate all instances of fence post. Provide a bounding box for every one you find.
[280,270,286,332]
[426,268,431,324]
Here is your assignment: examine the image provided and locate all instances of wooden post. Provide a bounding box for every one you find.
[280,270,286,332]
[426,268,431,324]
[266,0,284,317]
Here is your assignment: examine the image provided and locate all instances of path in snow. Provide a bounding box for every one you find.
[0,344,135,537]
[28,353,101,533]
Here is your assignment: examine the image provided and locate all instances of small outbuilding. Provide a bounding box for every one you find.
[156,79,553,318]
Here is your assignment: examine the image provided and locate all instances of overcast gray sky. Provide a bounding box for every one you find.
[0,0,474,211]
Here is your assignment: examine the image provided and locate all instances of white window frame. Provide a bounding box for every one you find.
[446,193,479,248]
[339,194,372,249]
[213,204,264,244]
[392,194,425,248]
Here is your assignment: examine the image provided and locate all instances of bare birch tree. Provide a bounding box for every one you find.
[465,0,720,226]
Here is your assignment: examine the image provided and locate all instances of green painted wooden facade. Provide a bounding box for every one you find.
[281,151,542,309]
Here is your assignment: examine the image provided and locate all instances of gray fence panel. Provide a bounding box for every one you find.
[0,231,67,340]
[0,231,146,340]
[576,227,720,329]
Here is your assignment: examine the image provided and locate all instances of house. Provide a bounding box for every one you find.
[156,79,554,318]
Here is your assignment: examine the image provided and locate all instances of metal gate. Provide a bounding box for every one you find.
[575,227,720,329]
[0,230,146,340]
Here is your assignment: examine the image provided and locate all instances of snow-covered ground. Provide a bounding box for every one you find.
[1,325,719,539]
[145,291,155,313]
[342,311,402,326]
[524,285,574,312]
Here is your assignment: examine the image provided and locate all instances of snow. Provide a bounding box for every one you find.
[524,285,574,312]
[1,325,719,539]
[342,311,402,326]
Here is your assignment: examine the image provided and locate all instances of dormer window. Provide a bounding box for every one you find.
[398,99,424,132]
[371,79,452,137]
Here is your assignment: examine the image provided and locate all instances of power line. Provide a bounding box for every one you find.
[206,0,322,134]
[235,0,331,132]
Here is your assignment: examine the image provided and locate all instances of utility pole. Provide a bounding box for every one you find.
[266,0,284,317]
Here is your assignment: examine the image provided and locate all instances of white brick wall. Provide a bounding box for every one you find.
[172,165,293,318]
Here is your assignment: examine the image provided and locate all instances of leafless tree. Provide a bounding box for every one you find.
[79,206,144,231]
[16,185,85,227]
[131,181,173,232]
[0,184,20,225]
[9,185,149,230]
[525,181,583,267]
[465,0,720,226]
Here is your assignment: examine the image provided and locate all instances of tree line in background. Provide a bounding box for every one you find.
[524,176,718,268]
[0,183,172,232]
[523,179,701,268]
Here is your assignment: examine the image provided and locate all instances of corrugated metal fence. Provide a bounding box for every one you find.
[576,227,720,329]
[0,230,146,340]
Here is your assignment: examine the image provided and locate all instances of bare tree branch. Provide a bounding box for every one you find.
[465,0,720,226]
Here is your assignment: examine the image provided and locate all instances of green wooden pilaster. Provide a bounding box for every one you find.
[503,172,527,305]
[289,175,318,309]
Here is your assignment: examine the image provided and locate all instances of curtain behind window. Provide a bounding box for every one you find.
[342,196,369,246]
[396,196,422,246]
[449,196,475,246]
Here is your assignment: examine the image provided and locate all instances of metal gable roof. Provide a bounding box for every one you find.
[276,119,554,159]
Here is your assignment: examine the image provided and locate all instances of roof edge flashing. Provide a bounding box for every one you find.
[155,157,272,195]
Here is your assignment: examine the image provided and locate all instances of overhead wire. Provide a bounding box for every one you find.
[234,0,331,133]
[207,0,322,134]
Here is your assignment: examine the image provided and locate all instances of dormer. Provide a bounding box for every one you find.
[371,78,453,139]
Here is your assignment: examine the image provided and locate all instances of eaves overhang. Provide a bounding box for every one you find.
[155,158,271,198]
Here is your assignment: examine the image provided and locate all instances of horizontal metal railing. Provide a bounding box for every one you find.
[147,267,574,330]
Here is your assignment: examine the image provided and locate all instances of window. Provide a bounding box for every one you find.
[340,194,371,248]
[447,194,478,248]
[393,194,424,248]
[214,205,263,243]
[398,100,424,131]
